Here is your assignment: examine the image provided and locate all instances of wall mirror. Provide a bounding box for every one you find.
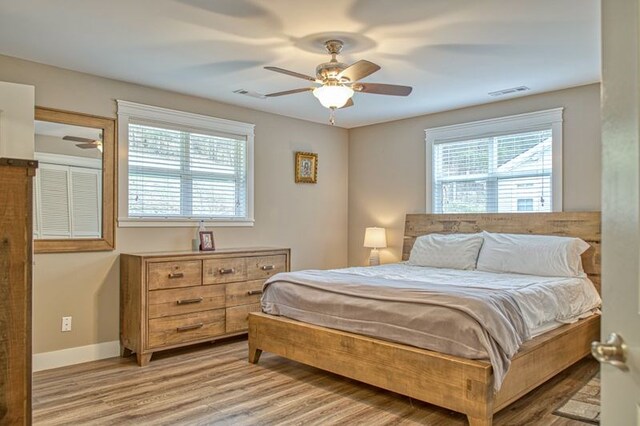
[34,107,116,253]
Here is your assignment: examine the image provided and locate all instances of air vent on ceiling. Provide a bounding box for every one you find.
[233,89,266,99]
[488,86,530,97]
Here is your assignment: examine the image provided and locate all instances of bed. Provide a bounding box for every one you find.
[247,212,601,426]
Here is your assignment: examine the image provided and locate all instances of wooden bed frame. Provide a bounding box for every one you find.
[247,212,601,426]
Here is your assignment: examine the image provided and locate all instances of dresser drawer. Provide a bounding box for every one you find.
[246,255,287,280]
[148,285,226,319]
[148,260,202,290]
[148,309,225,348]
[225,303,261,333]
[225,280,264,307]
[203,257,247,284]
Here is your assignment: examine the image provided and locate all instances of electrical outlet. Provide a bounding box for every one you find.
[61,316,72,332]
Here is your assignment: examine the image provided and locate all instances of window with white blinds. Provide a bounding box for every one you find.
[426,108,563,214]
[117,101,255,226]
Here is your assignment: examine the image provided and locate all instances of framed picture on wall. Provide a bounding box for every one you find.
[199,231,215,251]
[295,152,318,184]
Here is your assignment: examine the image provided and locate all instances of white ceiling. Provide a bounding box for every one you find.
[0,0,600,128]
[35,121,101,140]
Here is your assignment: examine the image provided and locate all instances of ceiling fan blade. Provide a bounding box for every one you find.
[76,143,98,149]
[265,87,313,97]
[354,83,413,96]
[264,66,317,82]
[338,60,381,82]
[339,98,354,109]
[63,135,96,143]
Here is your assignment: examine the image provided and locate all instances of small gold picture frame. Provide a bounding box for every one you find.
[295,152,318,184]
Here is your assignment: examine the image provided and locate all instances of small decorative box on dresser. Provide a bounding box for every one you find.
[120,247,290,366]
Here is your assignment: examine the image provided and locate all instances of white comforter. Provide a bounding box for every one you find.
[329,263,602,335]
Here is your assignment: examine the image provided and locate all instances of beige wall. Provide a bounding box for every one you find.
[0,81,34,158]
[0,54,349,353]
[348,83,602,266]
[0,52,602,355]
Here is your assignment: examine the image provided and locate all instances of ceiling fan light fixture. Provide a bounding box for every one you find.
[312,85,354,109]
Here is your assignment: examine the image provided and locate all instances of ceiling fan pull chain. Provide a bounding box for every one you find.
[329,107,336,126]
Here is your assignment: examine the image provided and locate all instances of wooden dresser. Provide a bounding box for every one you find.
[120,247,290,365]
[0,158,37,425]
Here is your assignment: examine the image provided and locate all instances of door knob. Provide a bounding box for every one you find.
[591,333,628,371]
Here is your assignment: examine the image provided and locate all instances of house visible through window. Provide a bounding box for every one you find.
[517,198,534,212]
[117,101,255,226]
[426,108,563,213]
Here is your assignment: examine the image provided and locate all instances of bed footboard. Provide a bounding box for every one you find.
[248,312,495,424]
[248,312,600,425]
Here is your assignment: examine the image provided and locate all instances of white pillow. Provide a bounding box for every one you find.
[476,231,590,277]
[408,233,484,270]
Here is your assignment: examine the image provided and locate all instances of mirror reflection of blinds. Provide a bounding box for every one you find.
[127,123,247,219]
[71,169,101,236]
[39,166,71,236]
[432,129,552,213]
[34,163,101,239]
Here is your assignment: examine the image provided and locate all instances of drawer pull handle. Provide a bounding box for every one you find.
[177,297,203,305]
[247,290,263,296]
[168,272,184,279]
[260,265,275,271]
[177,323,204,332]
[218,268,236,275]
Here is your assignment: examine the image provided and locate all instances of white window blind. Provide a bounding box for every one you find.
[127,122,248,220]
[432,129,553,213]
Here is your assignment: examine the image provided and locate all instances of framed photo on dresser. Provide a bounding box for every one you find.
[199,231,215,251]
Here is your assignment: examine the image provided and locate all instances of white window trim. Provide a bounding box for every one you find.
[117,100,255,228]
[425,108,563,213]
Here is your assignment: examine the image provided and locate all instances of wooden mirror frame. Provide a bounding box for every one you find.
[34,107,116,253]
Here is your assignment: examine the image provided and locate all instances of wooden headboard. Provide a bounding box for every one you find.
[402,212,601,293]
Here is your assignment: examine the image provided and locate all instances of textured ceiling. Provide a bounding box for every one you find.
[0,0,600,128]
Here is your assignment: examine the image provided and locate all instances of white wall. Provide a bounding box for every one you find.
[348,84,602,266]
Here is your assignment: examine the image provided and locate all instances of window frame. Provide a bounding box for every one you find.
[425,108,563,213]
[117,101,255,227]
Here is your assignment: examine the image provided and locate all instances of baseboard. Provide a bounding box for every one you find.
[33,340,120,372]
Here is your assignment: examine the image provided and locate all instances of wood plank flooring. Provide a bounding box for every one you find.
[33,337,598,425]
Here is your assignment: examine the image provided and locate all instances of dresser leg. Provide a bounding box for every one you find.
[121,347,133,358]
[467,414,493,426]
[136,352,152,366]
[248,346,262,364]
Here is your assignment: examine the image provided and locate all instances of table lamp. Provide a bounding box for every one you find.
[363,227,387,266]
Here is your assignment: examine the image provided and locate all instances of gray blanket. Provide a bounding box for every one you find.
[262,270,529,391]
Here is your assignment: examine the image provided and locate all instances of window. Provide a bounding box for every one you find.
[117,101,254,227]
[426,108,563,213]
[517,198,534,212]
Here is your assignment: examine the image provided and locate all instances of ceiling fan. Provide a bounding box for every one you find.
[63,135,103,152]
[263,39,412,125]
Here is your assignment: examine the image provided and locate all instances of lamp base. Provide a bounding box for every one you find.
[368,248,380,266]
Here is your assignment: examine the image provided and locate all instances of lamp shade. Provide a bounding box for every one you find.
[313,85,354,108]
[363,227,387,248]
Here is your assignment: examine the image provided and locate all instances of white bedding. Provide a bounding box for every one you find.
[329,263,602,338]
[263,262,601,390]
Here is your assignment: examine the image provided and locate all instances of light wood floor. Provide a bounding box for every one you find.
[33,337,598,425]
